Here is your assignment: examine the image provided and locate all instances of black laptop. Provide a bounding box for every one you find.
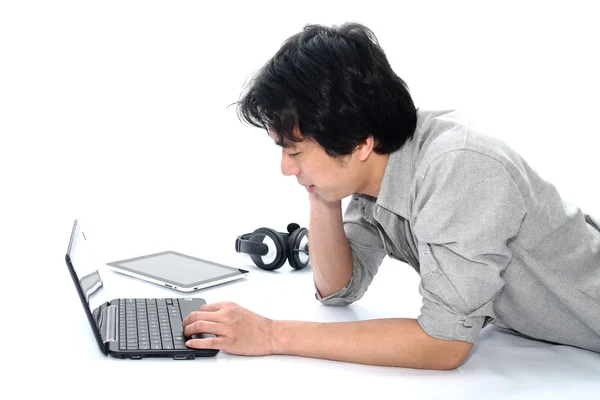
[64,219,219,360]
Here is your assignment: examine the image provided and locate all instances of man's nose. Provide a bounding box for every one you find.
[281,151,300,176]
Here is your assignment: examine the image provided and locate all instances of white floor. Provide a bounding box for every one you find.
[2,1,600,398]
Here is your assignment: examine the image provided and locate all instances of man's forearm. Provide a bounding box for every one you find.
[308,195,354,298]
[270,318,473,370]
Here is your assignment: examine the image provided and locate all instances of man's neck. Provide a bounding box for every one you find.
[358,153,390,198]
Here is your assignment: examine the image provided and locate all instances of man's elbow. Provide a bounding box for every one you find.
[434,341,474,370]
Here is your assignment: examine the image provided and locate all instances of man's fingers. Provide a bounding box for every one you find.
[182,310,222,328]
[186,336,223,350]
[183,320,226,337]
[200,302,233,312]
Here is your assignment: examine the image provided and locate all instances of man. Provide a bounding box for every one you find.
[182,23,600,370]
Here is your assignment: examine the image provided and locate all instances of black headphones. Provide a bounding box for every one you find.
[235,223,309,271]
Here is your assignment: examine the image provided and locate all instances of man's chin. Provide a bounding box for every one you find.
[315,190,344,204]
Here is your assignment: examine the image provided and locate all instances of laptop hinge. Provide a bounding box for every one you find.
[98,304,118,344]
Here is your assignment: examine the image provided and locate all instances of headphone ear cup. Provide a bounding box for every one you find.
[287,227,309,270]
[248,228,288,271]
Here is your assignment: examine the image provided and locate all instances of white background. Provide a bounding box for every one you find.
[1,1,599,398]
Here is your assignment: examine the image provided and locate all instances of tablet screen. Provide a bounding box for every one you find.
[107,251,245,288]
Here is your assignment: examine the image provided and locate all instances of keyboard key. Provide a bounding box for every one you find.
[170,319,183,334]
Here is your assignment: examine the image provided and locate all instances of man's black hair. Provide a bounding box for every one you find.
[236,22,418,158]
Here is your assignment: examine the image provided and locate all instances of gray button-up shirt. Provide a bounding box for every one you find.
[316,109,600,352]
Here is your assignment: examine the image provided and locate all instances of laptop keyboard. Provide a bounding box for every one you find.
[118,298,187,351]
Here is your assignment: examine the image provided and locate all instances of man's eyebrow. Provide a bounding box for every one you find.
[273,138,296,149]
[269,129,301,149]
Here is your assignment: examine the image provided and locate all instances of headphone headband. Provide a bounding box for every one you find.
[236,233,268,256]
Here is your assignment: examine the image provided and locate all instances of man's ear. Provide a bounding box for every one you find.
[355,136,375,161]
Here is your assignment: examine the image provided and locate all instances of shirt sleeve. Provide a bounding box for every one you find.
[413,150,526,343]
[315,196,387,306]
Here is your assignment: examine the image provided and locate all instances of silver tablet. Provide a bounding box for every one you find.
[106,251,249,292]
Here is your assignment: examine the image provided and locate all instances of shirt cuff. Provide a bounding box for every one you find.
[314,274,357,307]
[417,309,486,343]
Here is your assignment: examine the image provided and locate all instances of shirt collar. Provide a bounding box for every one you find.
[351,134,415,220]
[374,136,416,219]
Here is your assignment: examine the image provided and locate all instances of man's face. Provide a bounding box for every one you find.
[270,130,360,202]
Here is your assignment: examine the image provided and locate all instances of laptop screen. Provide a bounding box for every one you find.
[67,220,108,314]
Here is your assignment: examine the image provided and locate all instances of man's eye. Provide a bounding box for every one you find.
[289,152,300,157]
